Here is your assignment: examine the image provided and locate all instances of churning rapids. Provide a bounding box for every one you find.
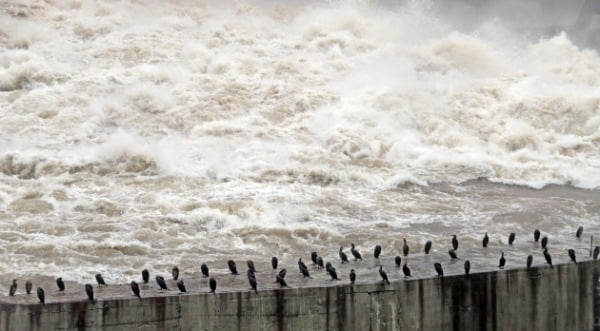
[0,0,599,288]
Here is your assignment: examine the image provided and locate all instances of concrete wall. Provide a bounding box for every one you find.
[1,260,598,331]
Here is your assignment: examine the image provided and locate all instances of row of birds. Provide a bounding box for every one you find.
[8,226,598,305]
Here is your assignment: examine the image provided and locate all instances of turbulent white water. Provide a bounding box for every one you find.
[0,0,599,286]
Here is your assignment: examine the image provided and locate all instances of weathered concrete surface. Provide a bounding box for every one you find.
[0,260,598,331]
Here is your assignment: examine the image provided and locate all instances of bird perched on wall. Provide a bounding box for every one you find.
[448,249,458,260]
[534,229,540,242]
[247,260,256,273]
[201,263,209,277]
[482,233,489,248]
[37,288,45,305]
[424,240,432,254]
[56,278,65,291]
[247,270,257,293]
[498,252,506,269]
[508,233,516,245]
[543,249,553,266]
[299,258,311,278]
[142,269,150,284]
[349,269,356,286]
[156,276,168,290]
[339,247,349,264]
[594,246,600,260]
[172,266,179,281]
[9,280,17,296]
[464,260,471,277]
[85,284,94,302]
[452,235,459,250]
[351,243,362,261]
[25,280,32,295]
[374,245,382,259]
[403,239,409,256]
[276,273,288,288]
[327,265,339,280]
[576,226,583,238]
[177,280,187,293]
[434,263,443,277]
[526,255,533,270]
[379,266,390,285]
[209,278,217,293]
[228,260,239,275]
[95,274,107,287]
[271,257,278,270]
[568,249,577,263]
[541,237,548,249]
[317,256,324,269]
[311,252,319,265]
[131,281,141,300]
[395,256,402,267]
[403,264,411,278]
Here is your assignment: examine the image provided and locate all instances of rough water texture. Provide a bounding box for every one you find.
[0,0,599,288]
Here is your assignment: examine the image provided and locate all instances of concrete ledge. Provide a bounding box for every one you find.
[1,260,598,331]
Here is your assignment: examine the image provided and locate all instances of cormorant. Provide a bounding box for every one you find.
[448,249,458,260]
[325,262,332,272]
[594,246,600,260]
[37,288,45,305]
[201,263,209,277]
[482,232,489,248]
[9,280,17,296]
[374,245,382,259]
[395,256,401,267]
[209,278,217,293]
[247,260,256,273]
[568,249,577,263]
[464,260,471,277]
[434,263,443,277]
[541,236,548,249]
[299,259,311,278]
[278,268,287,279]
[228,260,239,275]
[498,252,506,269]
[339,247,349,264]
[271,257,278,270]
[403,239,409,256]
[350,243,362,261]
[25,280,32,295]
[95,274,107,286]
[379,266,390,285]
[403,263,411,278]
[247,270,257,293]
[508,233,515,245]
[177,280,187,293]
[527,255,533,270]
[156,275,168,290]
[327,266,339,280]
[131,281,141,300]
[276,274,288,288]
[317,256,324,269]
[142,269,149,283]
[56,277,65,291]
[534,229,541,242]
[311,252,318,265]
[349,269,356,285]
[85,284,94,302]
[452,235,458,250]
[543,249,552,266]
[424,240,432,254]
[576,226,583,238]
[172,266,179,280]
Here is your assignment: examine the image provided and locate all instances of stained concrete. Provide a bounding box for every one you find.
[0,259,598,331]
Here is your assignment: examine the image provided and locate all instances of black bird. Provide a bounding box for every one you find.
[402,263,411,278]
[424,240,432,254]
[177,280,187,293]
[131,281,141,300]
[498,252,506,269]
[299,258,311,278]
[534,229,541,242]
[142,269,149,283]
[95,273,107,286]
[172,266,179,280]
[379,266,390,285]
[403,238,409,256]
[594,246,600,260]
[201,263,209,277]
[325,262,333,272]
[56,277,65,291]
[395,256,401,267]
[576,226,583,238]
[276,274,288,288]
[543,249,553,266]
[209,278,217,293]
[9,280,17,296]
[271,257,278,270]
[37,288,45,305]
[527,255,533,270]
[541,236,548,249]
[434,263,443,277]
[374,245,382,259]
[568,249,577,263]
[278,268,287,279]
[508,233,516,245]
[247,260,256,273]
[464,260,471,277]
[247,270,257,293]
[25,280,32,295]
[452,235,459,250]
[339,247,349,264]
[327,266,339,280]
[156,275,168,290]
[228,260,239,275]
[317,256,324,269]
[311,252,318,265]
[85,284,94,302]
[349,269,356,285]
[448,249,458,260]
[482,232,489,248]
[350,243,362,261]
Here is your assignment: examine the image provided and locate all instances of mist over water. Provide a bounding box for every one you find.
[0,0,599,285]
